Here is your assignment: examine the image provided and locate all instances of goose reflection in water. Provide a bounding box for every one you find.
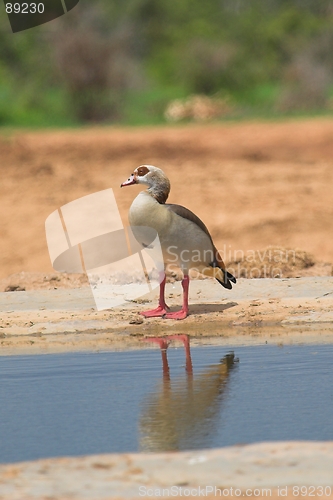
[139,335,237,452]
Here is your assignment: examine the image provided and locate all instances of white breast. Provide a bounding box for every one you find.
[129,192,214,273]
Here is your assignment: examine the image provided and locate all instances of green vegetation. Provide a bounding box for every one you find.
[1,0,333,126]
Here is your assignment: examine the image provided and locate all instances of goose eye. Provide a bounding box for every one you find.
[137,166,149,177]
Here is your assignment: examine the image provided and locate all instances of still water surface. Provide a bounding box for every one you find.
[0,343,332,463]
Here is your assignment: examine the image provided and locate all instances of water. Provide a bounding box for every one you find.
[0,343,332,463]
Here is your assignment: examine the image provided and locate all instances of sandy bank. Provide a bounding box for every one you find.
[0,441,332,500]
[0,277,332,354]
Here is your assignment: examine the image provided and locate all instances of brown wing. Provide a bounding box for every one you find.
[165,203,226,271]
[165,204,238,291]
[165,203,213,242]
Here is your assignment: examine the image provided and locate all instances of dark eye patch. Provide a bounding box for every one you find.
[137,166,149,177]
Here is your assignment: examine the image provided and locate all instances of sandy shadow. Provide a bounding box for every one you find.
[165,301,238,316]
[188,301,238,315]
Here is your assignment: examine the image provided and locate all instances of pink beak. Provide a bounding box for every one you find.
[120,174,136,187]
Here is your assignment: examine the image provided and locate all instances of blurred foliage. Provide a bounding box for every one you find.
[1,0,333,125]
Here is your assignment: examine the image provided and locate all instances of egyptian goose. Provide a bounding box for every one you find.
[121,165,236,319]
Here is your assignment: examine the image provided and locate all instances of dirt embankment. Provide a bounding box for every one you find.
[1,118,333,282]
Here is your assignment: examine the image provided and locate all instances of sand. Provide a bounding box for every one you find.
[1,442,333,500]
[0,277,332,355]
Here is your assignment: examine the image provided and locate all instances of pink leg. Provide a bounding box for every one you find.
[141,337,170,378]
[140,274,170,317]
[164,275,189,320]
[167,334,193,373]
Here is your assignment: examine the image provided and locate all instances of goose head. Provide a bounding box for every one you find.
[121,165,170,204]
